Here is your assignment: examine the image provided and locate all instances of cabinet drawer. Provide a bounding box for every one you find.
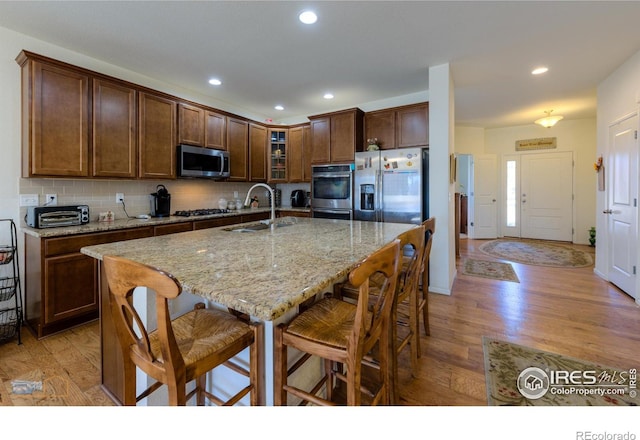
[194,217,239,230]
[154,222,193,236]
[44,227,154,257]
[241,212,270,223]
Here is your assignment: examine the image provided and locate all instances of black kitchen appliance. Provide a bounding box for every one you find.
[290,189,306,208]
[150,185,171,217]
[26,205,90,228]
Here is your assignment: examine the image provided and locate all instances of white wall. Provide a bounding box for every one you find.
[596,48,640,293]
[428,64,455,295]
[484,119,597,245]
[454,121,596,244]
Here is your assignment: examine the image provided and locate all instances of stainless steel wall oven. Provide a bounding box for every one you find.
[311,164,353,220]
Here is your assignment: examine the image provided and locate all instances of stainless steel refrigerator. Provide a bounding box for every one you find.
[354,147,428,224]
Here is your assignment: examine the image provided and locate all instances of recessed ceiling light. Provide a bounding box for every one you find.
[208,78,222,86]
[323,93,334,99]
[274,105,284,111]
[531,67,548,75]
[299,10,317,24]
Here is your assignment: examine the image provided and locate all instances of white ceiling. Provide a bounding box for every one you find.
[2,1,640,128]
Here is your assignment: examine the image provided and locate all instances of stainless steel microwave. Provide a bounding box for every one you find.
[177,144,230,179]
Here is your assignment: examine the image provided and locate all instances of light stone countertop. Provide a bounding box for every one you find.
[80,217,415,321]
[21,207,310,238]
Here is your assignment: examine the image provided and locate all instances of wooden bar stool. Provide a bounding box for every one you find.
[274,239,401,406]
[333,225,425,403]
[103,255,262,406]
[416,217,436,336]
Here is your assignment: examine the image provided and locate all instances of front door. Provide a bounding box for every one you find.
[606,114,638,299]
[520,152,574,241]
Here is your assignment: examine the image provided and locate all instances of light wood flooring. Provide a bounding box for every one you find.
[1,237,638,406]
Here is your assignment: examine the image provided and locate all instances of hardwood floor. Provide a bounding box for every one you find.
[0,237,638,406]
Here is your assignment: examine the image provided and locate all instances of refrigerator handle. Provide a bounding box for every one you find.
[377,169,384,222]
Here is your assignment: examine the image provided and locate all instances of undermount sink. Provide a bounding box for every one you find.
[223,218,297,232]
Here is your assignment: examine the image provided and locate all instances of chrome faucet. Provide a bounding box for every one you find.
[244,183,276,226]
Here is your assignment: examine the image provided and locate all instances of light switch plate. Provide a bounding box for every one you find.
[19,194,39,207]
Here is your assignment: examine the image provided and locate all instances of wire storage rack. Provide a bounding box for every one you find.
[0,219,22,345]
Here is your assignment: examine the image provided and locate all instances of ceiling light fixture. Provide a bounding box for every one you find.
[323,93,334,99]
[208,78,222,86]
[299,10,317,24]
[531,67,549,75]
[535,110,563,128]
[274,105,284,111]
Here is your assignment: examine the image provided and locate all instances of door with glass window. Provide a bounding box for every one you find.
[503,152,573,241]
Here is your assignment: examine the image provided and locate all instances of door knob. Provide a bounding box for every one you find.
[603,209,613,214]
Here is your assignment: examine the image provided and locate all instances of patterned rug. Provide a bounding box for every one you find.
[462,258,519,283]
[479,239,593,268]
[483,337,639,406]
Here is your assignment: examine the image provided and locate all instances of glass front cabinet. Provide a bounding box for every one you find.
[268,129,287,182]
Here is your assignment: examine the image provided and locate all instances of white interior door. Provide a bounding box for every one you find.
[472,154,498,239]
[520,152,574,241]
[607,114,638,299]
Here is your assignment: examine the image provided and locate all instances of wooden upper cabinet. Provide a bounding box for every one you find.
[396,103,429,148]
[330,109,362,163]
[364,109,396,150]
[362,103,429,151]
[309,108,362,164]
[310,117,330,164]
[302,125,312,182]
[178,103,205,146]
[227,117,249,181]
[178,103,227,150]
[268,129,287,183]
[205,111,226,150]
[288,126,304,182]
[249,123,267,182]
[20,58,90,177]
[92,79,137,178]
[288,124,312,182]
[138,92,177,179]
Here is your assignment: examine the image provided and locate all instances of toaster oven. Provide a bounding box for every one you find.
[26,205,90,228]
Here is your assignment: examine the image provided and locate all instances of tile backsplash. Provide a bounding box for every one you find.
[19,178,310,222]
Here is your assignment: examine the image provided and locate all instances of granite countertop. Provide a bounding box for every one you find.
[22,207,310,238]
[80,217,414,321]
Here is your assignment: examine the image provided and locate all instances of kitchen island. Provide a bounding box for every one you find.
[80,217,415,405]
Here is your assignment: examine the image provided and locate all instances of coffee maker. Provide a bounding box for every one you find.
[150,184,171,217]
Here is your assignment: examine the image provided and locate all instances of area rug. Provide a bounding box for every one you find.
[462,258,519,283]
[482,337,639,406]
[479,239,593,268]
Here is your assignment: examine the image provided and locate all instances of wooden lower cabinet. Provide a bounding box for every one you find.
[25,227,154,338]
[277,210,311,218]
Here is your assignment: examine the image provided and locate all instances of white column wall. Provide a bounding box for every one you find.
[428,64,455,295]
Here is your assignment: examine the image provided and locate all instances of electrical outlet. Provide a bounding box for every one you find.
[234,191,239,199]
[19,194,39,207]
[46,194,57,206]
[116,193,125,203]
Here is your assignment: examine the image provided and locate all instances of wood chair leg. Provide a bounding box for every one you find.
[196,374,206,405]
[324,359,334,402]
[273,325,287,406]
[410,293,420,373]
[167,376,187,405]
[250,323,262,406]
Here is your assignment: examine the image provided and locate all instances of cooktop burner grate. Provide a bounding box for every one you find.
[173,208,231,217]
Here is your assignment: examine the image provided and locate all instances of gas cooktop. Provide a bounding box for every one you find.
[173,208,231,217]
